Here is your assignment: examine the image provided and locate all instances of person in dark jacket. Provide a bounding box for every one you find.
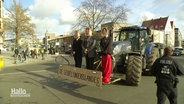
[151,47,184,104]
[23,48,28,61]
[14,48,19,60]
[82,27,96,70]
[72,30,83,68]
[100,27,113,84]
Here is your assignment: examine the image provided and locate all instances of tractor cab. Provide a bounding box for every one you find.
[118,26,150,53]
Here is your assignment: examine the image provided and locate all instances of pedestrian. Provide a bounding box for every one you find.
[30,50,34,58]
[100,27,113,84]
[72,30,83,68]
[82,27,96,70]
[151,47,184,104]
[34,48,38,59]
[23,48,28,61]
[14,48,19,60]
[40,48,45,60]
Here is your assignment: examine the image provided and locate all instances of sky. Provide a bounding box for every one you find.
[3,0,184,39]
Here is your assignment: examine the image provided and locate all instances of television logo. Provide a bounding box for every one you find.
[10,88,30,97]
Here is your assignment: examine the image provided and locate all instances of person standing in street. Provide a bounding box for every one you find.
[35,48,39,59]
[151,47,184,104]
[100,27,113,84]
[72,30,83,68]
[14,48,19,60]
[82,27,96,70]
[40,47,45,60]
[23,48,28,62]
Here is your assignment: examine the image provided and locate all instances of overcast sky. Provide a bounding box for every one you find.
[3,0,184,39]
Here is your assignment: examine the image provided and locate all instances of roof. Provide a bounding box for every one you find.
[119,25,149,31]
[142,17,168,30]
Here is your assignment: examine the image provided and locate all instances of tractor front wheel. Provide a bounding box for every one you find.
[126,55,142,86]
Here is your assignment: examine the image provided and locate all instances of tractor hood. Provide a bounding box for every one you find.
[112,40,131,56]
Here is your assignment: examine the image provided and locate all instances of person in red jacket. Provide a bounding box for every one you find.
[100,27,113,84]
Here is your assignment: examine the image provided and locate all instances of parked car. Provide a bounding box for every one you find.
[0,48,8,51]
[174,47,184,55]
[173,49,181,56]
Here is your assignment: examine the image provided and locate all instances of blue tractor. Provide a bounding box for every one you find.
[96,26,164,85]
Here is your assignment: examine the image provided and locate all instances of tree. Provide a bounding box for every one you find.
[139,15,149,25]
[4,0,35,48]
[74,0,129,30]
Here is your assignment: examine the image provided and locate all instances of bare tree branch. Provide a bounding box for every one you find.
[73,0,129,31]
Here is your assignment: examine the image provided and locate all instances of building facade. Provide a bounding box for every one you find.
[0,0,4,50]
[44,33,73,53]
[142,17,175,47]
[174,28,182,47]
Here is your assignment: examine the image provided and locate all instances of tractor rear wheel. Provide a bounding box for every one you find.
[126,55,142,86]
[146,48,159,70]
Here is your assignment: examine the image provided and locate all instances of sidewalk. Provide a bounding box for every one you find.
[1,51,55,68]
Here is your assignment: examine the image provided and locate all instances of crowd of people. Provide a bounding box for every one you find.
[13,47,45,62]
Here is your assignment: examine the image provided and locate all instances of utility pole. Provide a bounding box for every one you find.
[45,30,48,53]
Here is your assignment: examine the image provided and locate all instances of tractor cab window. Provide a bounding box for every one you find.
[119,32,128,41]
[119,30,139,51]
[119,31,137,41]
[139,30,149,53]
[140,30,148,43]
[140,30,149,44]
